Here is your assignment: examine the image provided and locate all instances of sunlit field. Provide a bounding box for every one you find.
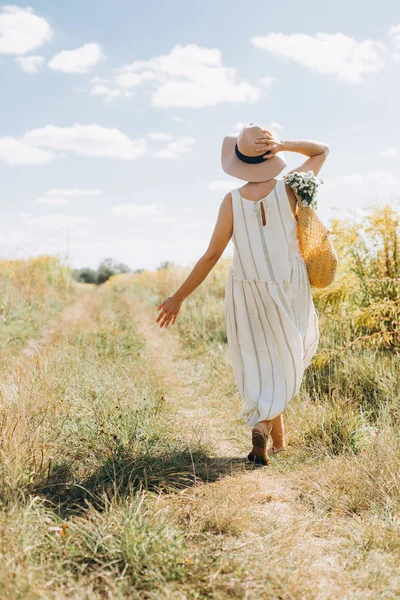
[0,203,399,599]
[0,257,72,364]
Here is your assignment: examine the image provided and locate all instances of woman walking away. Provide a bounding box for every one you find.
[156,122,329,466]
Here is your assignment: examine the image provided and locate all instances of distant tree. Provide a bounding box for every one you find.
[72,258,131,285]
[73,267,98,284]
[97,257,131,284]
[157,260,175,271]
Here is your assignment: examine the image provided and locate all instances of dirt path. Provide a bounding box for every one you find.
[2,285,389,598]
[128,294,236,455]
[0,291,98,401]
[128,294,354,599]
[20,291,94,359]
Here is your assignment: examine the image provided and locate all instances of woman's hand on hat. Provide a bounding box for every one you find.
[254,129,283,159]
[156,295,183,328]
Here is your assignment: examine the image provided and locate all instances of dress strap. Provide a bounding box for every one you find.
[230,188,241,204]
[278,178,286,197]
[230,188,241,220]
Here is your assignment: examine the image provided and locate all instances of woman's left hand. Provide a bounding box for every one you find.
[254,129,283,160]
[156,295,183,328]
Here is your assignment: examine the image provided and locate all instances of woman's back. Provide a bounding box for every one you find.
[238,179,298,220]
[229,178,301,285]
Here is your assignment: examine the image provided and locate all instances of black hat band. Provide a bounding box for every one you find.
[235,143,271,164]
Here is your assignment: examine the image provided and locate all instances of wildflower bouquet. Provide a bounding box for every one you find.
[284,170,323,209]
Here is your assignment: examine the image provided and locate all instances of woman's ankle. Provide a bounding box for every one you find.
[258,420,273,433]
[271,432,285,446]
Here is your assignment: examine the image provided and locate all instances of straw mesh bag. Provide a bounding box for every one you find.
[286,175,338,289]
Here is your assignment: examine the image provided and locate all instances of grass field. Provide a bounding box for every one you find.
[0,204,399,599]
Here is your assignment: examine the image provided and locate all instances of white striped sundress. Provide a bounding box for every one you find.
[224,178,319,427]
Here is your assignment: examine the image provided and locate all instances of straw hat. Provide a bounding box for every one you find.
[221,122,287,182]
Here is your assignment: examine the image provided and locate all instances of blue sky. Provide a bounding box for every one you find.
[1,0,399,270]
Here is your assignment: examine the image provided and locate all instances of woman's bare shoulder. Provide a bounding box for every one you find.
[219,191,233,214]
[222,191,233,202]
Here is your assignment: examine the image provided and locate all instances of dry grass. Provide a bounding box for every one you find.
[0,256,72,364]
[1,222,400,599]
[104,208,400,597]
[114,282,400,599]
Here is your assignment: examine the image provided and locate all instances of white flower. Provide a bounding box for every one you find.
[284,170,323,209]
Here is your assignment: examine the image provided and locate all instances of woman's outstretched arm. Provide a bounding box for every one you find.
[156,192,233,328]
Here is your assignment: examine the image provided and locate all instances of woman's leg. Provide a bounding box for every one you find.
[249,413,286,465]
[262,414,286,449]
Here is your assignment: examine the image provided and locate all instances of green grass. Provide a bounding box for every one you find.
[0,257,72,362]
[2,285,276,599]
[1,244,400,598]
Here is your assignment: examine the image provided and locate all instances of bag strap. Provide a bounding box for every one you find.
[284,173,322,221]
[285,179,301,222]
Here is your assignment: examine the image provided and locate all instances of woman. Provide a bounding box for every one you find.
[156,122,329,465]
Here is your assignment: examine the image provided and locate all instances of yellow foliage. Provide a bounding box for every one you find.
[331,202,400,280]
[0,255,71,298]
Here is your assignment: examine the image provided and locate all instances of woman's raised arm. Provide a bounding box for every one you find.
[156,193,233,328]
[280,139,329,176]
[255,130,329,176]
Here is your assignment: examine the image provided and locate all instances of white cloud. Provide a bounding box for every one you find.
[258,75,278,87]
[16,54,45,73]
[342,174,365,186]
[47,188,103,197]
[147,132,172,141]
[381,147,398,157]
[0,137,53,165]
[20,213,91,231]
[341,171,397,186]
[251,32,386,83]
[23,124,148,160]
[89,43,260,107]
[152,136,195,159]
[388,24,400,61]
[36,188,102,205]
[112,203,159,216]
[270,122,282,132]
[1,125,148,165]
[37,196,69,205]
[89,76,135,102]
[232,121,247,133]
[0,5,52,55]
[49,43,105,74]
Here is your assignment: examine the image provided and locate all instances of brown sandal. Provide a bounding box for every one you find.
[248,421,272,466]
[267,445,287,456]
